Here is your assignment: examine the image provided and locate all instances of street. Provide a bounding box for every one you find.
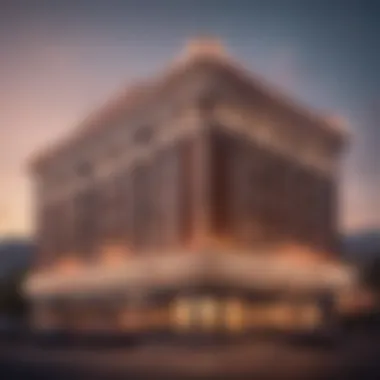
[0,330,379,379]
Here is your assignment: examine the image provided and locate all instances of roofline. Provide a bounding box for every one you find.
[27,80,155,175]
[28,51,350,175]
[218,57,350,141]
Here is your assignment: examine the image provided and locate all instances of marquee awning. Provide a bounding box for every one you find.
[23,250,357,301]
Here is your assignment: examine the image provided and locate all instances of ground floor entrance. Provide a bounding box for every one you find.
[32,288,335,344]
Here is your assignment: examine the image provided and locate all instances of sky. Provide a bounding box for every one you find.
[0,0,379,238]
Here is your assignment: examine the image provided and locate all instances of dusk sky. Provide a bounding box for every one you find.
[0,0,379,238]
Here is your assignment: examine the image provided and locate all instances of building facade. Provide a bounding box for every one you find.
[25,39,355,339]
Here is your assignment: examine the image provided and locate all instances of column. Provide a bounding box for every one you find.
[191,126,212,250]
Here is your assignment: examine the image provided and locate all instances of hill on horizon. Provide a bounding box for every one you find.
[342,229,380,263]
[0,238,35,278]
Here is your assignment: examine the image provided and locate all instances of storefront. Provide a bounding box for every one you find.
[24,251,357,341]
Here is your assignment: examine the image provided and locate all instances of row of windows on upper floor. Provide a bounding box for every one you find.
[36,105,203,200]
[36,107,338,202]
[37,100,203,187]
[38,124,155,192]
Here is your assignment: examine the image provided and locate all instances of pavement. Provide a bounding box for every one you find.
[0,331,379,379]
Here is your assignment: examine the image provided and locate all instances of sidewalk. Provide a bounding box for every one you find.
[0,341,331,377]
[0,335,378,378]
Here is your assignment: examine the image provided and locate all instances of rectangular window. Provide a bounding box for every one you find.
[178,139,194,245]
[131,164,150,250]
[210,132,232,236]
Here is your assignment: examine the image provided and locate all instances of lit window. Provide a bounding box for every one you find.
[300,304,321,329]
[134,126,153,144]
[225,298,244,332]
[171,298,192,331]
[271,303,294,329]
[198,297,219,331]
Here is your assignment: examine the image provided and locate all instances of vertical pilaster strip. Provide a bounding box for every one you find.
[191,120,212,250]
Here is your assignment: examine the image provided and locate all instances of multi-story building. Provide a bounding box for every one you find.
[25,39,356,339]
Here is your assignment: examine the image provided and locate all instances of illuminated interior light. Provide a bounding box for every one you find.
[101,244,127,266]
[270,303,294,329]
[301,304,321,329]
[225,298,244,332]
[199,297,219,331]
[171,298,192,331]
[55,256,81,274]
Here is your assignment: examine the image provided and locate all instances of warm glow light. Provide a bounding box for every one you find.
[199,297,219,331]
[301,304,321,328]
[225,298,244,332]
[171,298,192,331]
[55,256,81,274]
[276,243,323,264]
[101,244,128,266]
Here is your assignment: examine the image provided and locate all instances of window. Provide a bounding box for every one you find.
[171,298,192,331]
[134,125,153,145]
[77,160,92,178]
[178,140,194,244]
[225,298,244,332]
[198,297,219,331]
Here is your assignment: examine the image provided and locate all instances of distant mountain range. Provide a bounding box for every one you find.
[342,230,380,263]
[0,238,35,278]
